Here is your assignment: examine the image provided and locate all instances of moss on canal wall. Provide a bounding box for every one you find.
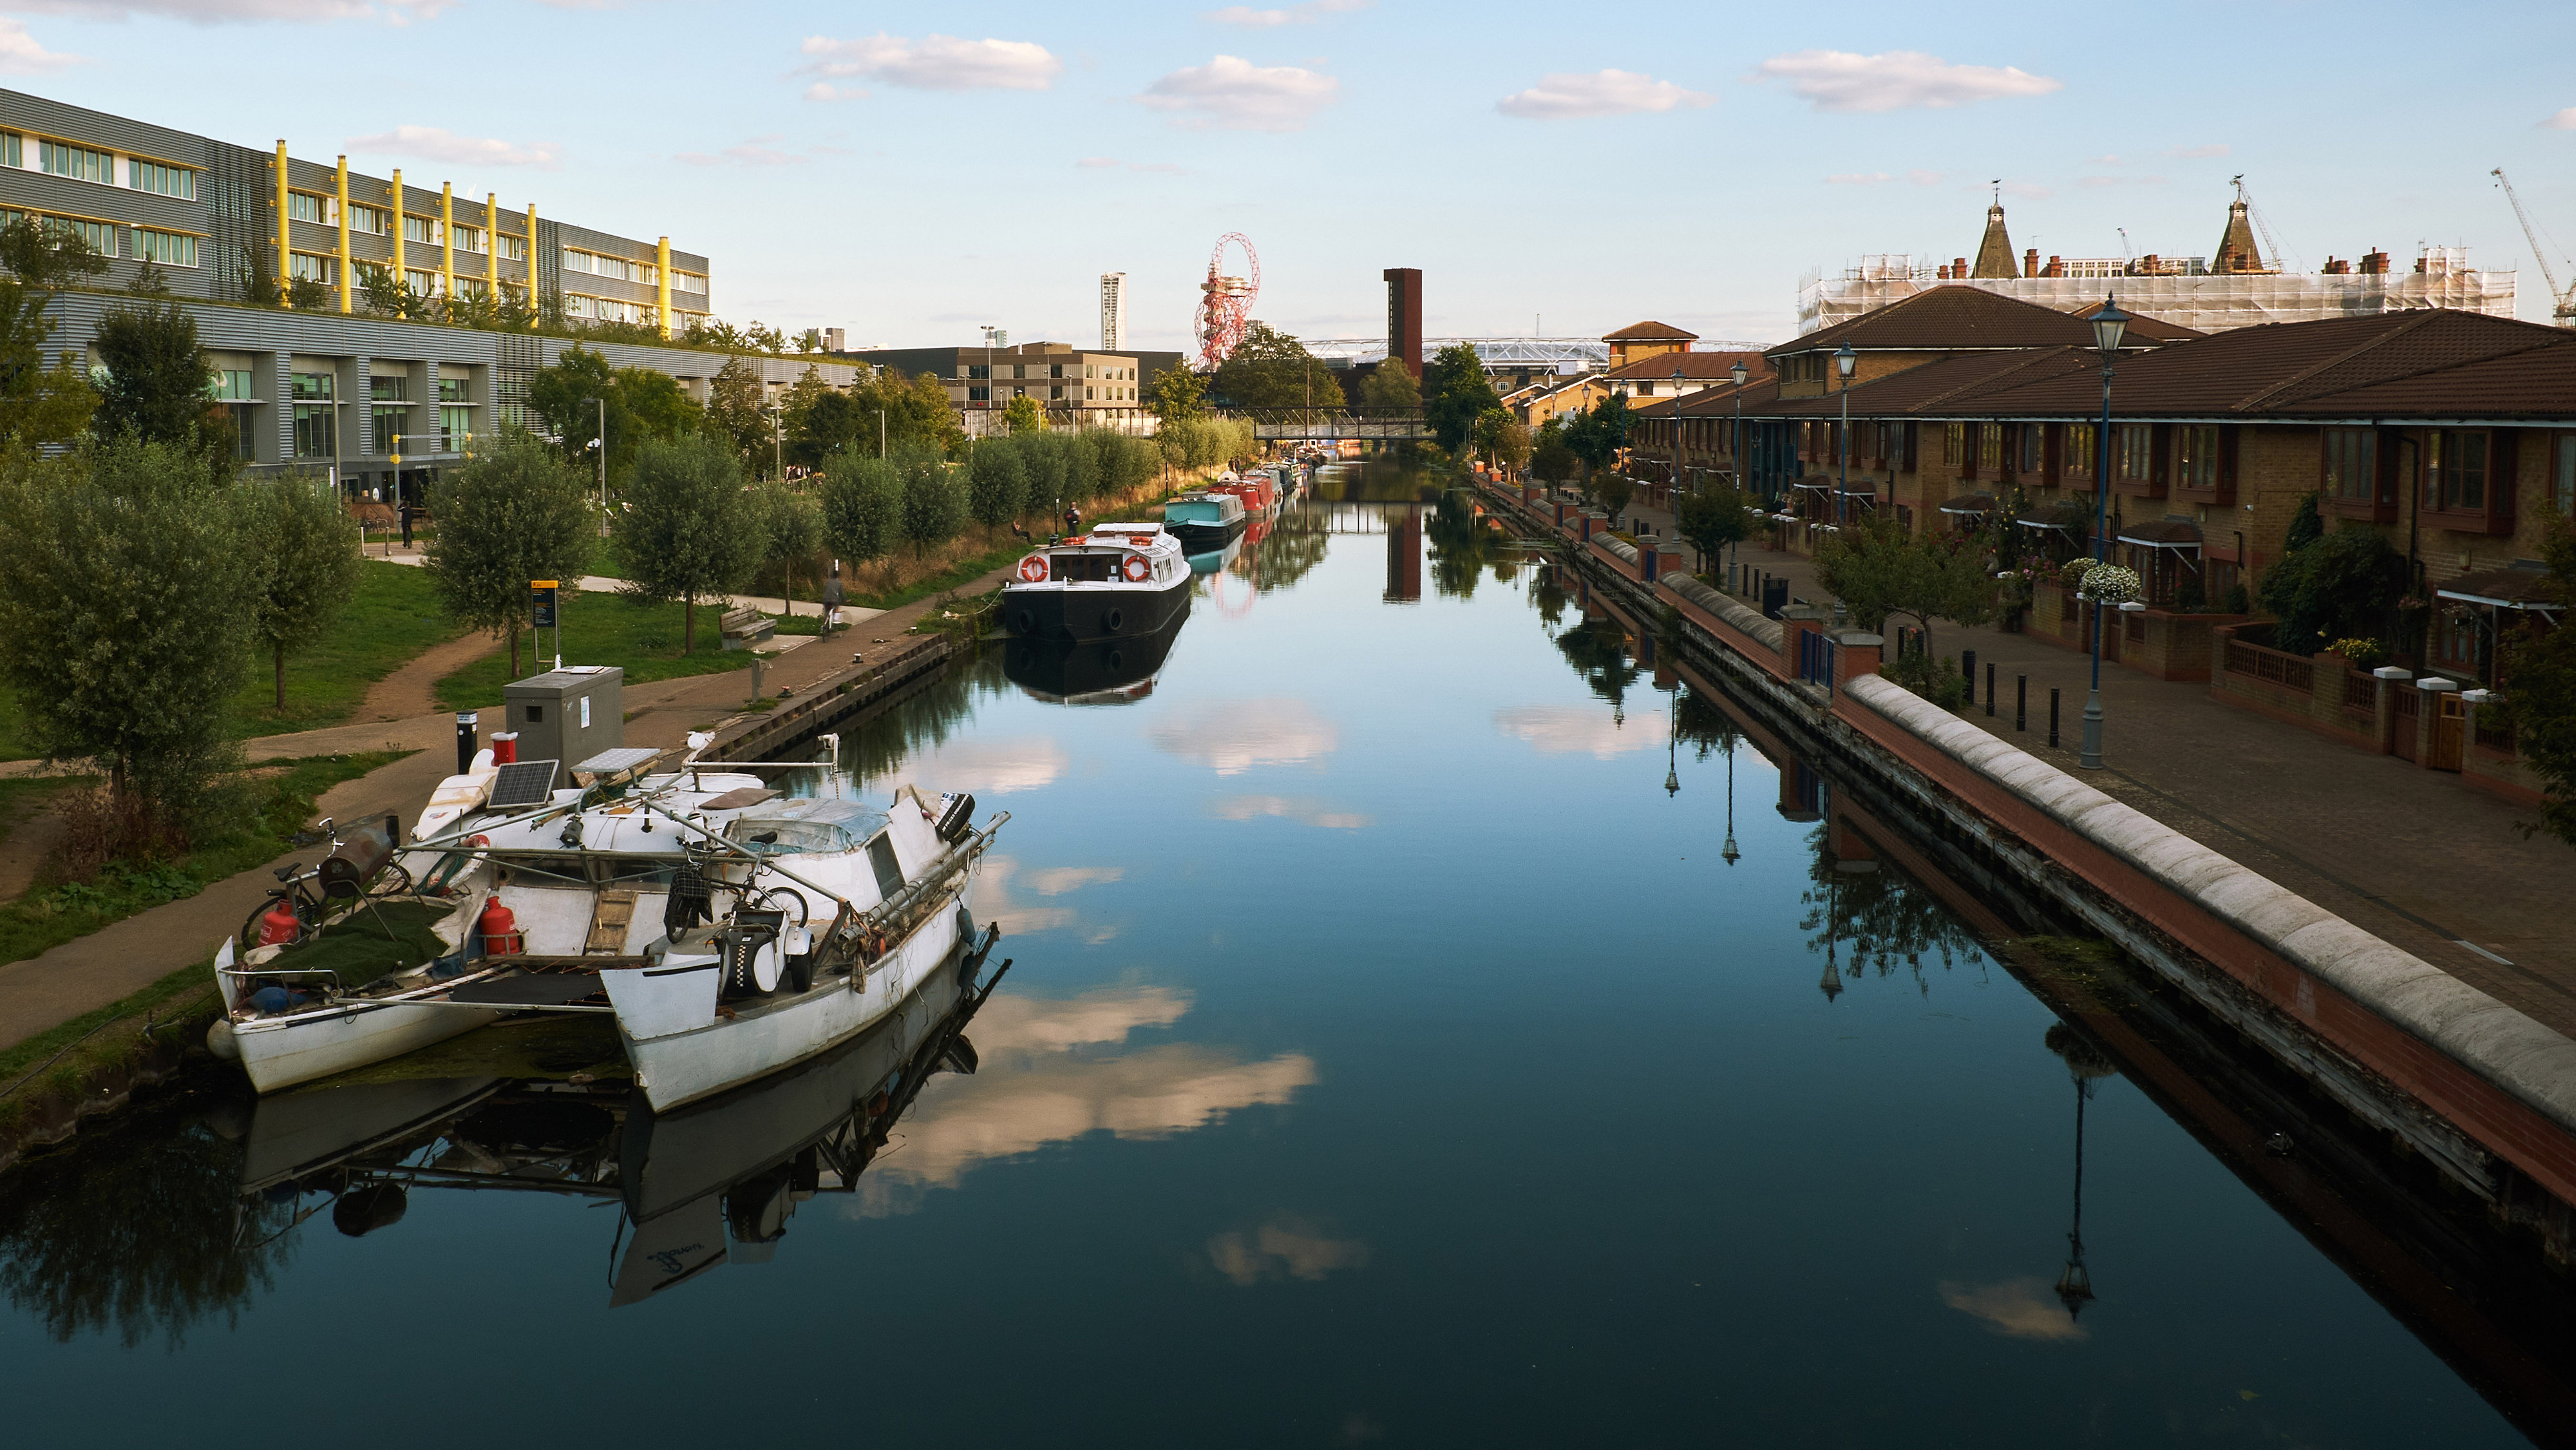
[0,954,221,1174]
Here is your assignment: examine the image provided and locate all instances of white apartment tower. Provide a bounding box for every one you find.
[1100,272,1127,353]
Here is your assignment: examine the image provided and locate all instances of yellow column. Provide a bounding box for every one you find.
[657,235,672,338]
[485,192,499,302]
[273,139,290,303]
[390,168,405,293]
[526,202,539,309]
[335,156,352,314]
[440,182,455,305]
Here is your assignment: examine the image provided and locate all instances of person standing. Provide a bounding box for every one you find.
[822,565,845,633]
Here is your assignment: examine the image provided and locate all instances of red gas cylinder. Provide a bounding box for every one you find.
[257,899,301,946]
[491,732,518,765]
[476,895,523,957]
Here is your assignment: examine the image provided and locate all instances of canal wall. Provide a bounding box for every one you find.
[1479,473,2576,1237]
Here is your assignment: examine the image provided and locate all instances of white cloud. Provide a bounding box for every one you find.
[2544,108,2576,131]
[676,135,804,167]
[1208,794,1372,829]
[0,18,77,71]
[2078,173,2166,188]
[1139,54,1338,132]
[1940,1278,2088,1340]
[344,124,560,169]
[1493,703,1666,759]
[1826,172,1893,185]
[1496,69,1712,121]
[1753,49,2061,113]
[2166,142,2230,157]
[1148,698,1336,773]
[803,82,866,103]
[1208,1218,1370,1285]
[1202,0,1368,24]
[13,0,448,19]
[797,32,1061,91]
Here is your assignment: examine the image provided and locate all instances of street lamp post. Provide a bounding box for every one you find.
[592,396,607,535]
[2079,297,2131,771]
[766,403,784,482]
[1721,734,1741,865]
[1669,365,1685,510]
[1833,343,1856,524]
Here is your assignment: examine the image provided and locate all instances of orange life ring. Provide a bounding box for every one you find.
[1122,554,1150,583]
[1018,555,1048,583]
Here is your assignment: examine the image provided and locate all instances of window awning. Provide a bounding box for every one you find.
[2014,510,2073,533]
[2116,519,2202,551]
[1937,493,1994,517]
[2437,566,2562,614]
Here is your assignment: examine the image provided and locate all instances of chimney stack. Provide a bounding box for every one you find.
[2023,248,2039,278]
[2045,255,2063,278]
[1954,256,1968,278]
[2360,248,2389,275]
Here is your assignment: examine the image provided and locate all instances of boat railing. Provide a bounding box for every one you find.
[848,813,1009,949]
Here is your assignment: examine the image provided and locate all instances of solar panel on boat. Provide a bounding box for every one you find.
[487,759,561,809]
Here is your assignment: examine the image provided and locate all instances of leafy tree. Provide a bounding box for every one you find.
[1148,365,1207,421]
[791,389,861,468]
[1213,323,1332,415]
[1596,473,1634,526]
[1472,409,1530,471]
[1001,394,1044,435]
[1562,394,1631,483]
[849,366,964,455]
[794,327,826,354]
[357,265,418,319]
[705,355,771,464]
[243,475,361,709]
[617,434,761,653]
[1354,361,1421,412]
[1421,342,1501,453]
[0,219,102,447]
[752,480,822,613]
[1676,484,1758,573]
[1022,431,1073,517]
[618,366,701,446]
[90,301,215,452]
[2260,512,2405,657]
[898,452,965,557]
[0,439,257,839]
[822,455,902,580]
[967,435,1028,533]
[528,346,619,468]
[1530,419,1577,488]
[424,432,596,678]
[0,216,111,290]
[2505,522,2576,848]
[1814,513,1998,659]
[285,276,332,312]
[124,258,171,298]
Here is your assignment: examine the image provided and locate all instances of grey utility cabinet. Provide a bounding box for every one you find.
[502,665,625,770]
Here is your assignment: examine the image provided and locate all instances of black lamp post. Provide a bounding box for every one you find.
[1721,734,1740,865]
[2080,297,2132,770]
[1729,359,1750,519]
[1669,365,1685,505]
[1833,343,1856,524]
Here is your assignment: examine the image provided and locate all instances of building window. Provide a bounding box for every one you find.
[39,140,111,185]
[133,229,197,267]
[406,268,440,297]
[41,216,118,256]
[674,271,706,294]
[128,159,194,200]
[2427,430,2488,512]
[289,252,336,284]
[404,215,441,245]
[293,404,335,459]
[346,203,386,235]
[374,406,408,454]
[371,375,406,402]
[229,406,256,460]
[967,386,989,403]
[2175,425,2219,492]
[287,191,332,225]
[563,294,592,319]
[438,376,468,403]
[2322,428,2376,503]
[638,263,658,285]
[1978,423,2002,472]
[1050,385,1065,400]
[2117,425,2154,482]
[2064,423,2098,481]
[440,405,471,451]
[965,364,989,379]
[1942,423,1964,466]
[561,248,594,274]
[498,234,527,262]
[2557,435,2576,517]
[214,369,254,403]
[0,134,17,168]
[292,372,334,402]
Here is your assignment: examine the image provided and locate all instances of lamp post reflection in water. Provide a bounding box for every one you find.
[2046,1021,2120,1322]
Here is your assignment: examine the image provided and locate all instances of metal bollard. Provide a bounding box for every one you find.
[1985,663,1997,718]
[455,711,477,775]
[2050,688,2061,747]
[1962,650,1977,705]
[2016,674,2027,731]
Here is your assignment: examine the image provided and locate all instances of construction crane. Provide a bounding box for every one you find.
[2492,167,2576,324]
[2116,227,2134,264]
[2231,175,2299,274]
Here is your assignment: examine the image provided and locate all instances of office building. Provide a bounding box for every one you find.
[1100,272,1126,354]
[845,341,1162,433]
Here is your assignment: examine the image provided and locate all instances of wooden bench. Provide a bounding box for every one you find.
[719,605,774,651]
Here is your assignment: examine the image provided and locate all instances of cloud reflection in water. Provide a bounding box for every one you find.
[1148,698,1338,774]
[1207,1218,1370,1286]
[1938,1277,2089,1340]
[1208,794,1372,829]
[1492,704,1667,758]
[893,734,1070,793]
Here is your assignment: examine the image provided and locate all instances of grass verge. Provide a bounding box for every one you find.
[0,750,404,971]
[0,774,92,854]
[0,953,218,1140]
[433,591,757,711]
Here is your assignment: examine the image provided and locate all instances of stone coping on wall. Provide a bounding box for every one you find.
[1844,670,2576,1141]
[1662,575,1783,653]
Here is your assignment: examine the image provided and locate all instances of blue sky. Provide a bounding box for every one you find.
[10,0,2576,349]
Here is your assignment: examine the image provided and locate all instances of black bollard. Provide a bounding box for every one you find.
[1985,662,1997,718]
[1962,649,1977,705]
[2016,674,2027,731]
[455,711,478,774]
[2050,689,2061,747]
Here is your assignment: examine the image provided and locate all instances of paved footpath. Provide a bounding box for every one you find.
[1602,486,2576,1040]
[0,563,1014,1052]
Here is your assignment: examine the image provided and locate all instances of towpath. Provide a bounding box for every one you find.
[1598,489,2576,1039]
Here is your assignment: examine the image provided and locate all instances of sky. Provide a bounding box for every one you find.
[8,0,2576,351]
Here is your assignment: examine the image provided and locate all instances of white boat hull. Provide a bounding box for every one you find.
[618,886,974,1112]
[234,992,504,1094]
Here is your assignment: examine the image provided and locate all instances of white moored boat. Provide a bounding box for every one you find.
[1000,522,1191,643]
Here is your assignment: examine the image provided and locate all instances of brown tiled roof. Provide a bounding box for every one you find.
[1634,376,1781,417]
[1603,350,1771,383]
[1772,285,2198,359]
[1602,320,1700,342]
[1760,347,2096,418]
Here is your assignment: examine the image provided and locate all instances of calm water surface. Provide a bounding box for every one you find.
[0,467,2541,1446]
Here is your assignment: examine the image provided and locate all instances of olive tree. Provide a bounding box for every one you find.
[424,432,596,678]
[822,455,900,584]
[618,434,761,653]
[754,481,823,613]
[898,452,965,557]
[0,439,258,840]
[245,474,362,710]
[967,435,1027,533]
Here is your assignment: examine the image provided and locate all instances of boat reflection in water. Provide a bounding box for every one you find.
[236,939,1009,1307]
[1001,607,1186,707]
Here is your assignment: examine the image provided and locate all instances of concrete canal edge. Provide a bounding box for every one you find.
[1481,473,2576,1239]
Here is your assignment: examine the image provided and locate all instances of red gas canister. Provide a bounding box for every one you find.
[258,899,301,946]
[476,895,523,957]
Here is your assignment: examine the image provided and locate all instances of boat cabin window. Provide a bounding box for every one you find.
[1051,552,1118,582]
[865,832,904,897]
[728,819,853,854]
[593,857,676,887]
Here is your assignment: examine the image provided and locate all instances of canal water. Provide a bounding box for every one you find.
[0,466,2557,1445]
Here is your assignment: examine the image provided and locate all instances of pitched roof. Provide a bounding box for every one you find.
[1971,204,2016,280]
[1773,285,2199,358]
[1629,376,1780,418]
[2213,198,2265,275]
[1602,320,1700,343]
[1602,350,1772,383]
